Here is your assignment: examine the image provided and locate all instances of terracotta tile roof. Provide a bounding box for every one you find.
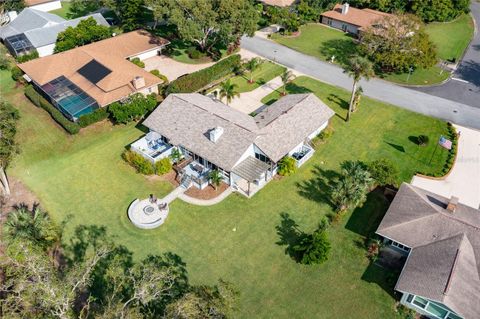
[321,4,391,29]
[25,0,58,6]
[259,0,296,7]
[19,30,169,107]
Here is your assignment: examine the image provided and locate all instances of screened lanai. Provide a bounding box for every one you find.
[4,34,35,57]
[40,76,99,121]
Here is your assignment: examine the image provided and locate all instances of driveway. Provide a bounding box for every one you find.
[411,124,480,209]
[415,1,480,108]
[241,25,480,129]
[143,56,214,82]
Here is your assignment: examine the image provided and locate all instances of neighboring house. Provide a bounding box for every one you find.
[132,93,334,197]
[25,0,62,12]
[376,183,480,319]
[258,0,296,7]
[0,8,108,57]
[19,30,169,121]
[321,3,391,35]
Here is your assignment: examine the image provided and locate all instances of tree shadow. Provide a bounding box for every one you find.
[361,262,399,299]
[326,93,349,121]
[408,136,419,145]
[455,60,480,87]
[385,141,406,153]
[262,83,312,105]
[275,212,308,262]
[296,164,339,208]
[319,38,359,66]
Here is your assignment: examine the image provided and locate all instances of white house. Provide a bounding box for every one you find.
[25,0,62,12]
[133,93,335,197]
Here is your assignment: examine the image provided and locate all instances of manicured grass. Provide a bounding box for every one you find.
[3,68,450,318]
[272,23,357,67]
[381,65,450,86]
[231,61,286,92]
[50,1,72,19]
[425,14,474,61]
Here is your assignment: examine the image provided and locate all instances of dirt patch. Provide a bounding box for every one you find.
[0,177,40,215]
[184,182,229,200]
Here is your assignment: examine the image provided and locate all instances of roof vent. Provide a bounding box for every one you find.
[446,196,459,213]
[133,76,145,90]
[342,3,349,15]
[209,127,224,143]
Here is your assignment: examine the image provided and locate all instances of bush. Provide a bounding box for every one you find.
[166,54,241,94]
[150,70,168,83]
[368,158,399,187]
[293,218,331,265]
[122,150,155,175]
[155,157,172,175]
[312,123,334,147]
[24,85,80,134]
[16,50,39,63]
[417,134,429,146]
[78,107,109,128]
[278,156,296,176]
[11,66,24,82]
[0,55,10,70]
[130,57,145,68]
[108,93,157,124]
[186,47,204,59]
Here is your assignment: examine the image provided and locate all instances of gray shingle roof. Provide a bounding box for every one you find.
[0,8,64,40]
[24,13,109,47]
[142,93,334,171]
[377,183,480,319]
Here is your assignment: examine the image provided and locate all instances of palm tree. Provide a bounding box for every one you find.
[343,56,374,122]
[219,79,240,106]
[280,70,295,96]
[245,57,261,83]
[208,169,222,190]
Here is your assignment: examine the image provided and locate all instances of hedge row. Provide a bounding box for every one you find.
[78,107,109,128]
[24,85,80,134]
[122,150,172,176]
[166,54,241,94]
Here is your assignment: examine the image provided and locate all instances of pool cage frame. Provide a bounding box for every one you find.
[4,33,35,57]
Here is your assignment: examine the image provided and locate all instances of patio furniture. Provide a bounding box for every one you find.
[158,202,168,210]
[193,164,204,174]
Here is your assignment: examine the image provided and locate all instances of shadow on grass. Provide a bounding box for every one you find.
[326,93,349,121]
[296,165,339,208]
[319,38,359,66]
[361,262,399,299]
[275,212,308,262]
[385,141,406,153]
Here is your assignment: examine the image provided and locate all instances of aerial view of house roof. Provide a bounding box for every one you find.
[19,30,169,107]
[142,93,334,171]
[0,8,64,40]
[377,183,480,318]
[259,0,296,7]
[322,3,391,29]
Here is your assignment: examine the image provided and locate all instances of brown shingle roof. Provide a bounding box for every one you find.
[19,30,169,107]
[321,4,391,29]
[259,0,296,7]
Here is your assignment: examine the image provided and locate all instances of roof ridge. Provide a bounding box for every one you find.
[443,234,467,295]
[407,184,446,213]
[258,93,312,128]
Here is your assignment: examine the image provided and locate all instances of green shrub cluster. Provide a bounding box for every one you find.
[186,47,205,59]
[108,93,157,124]
[78,107,109,128]
[278,156,297,176]
[312,124,334,148]
[155,157,172,175]
[130,57,145,68]
[150,70,169,83]
[16,51,39,63]
[123,150,155,175]
[11,66,24,82]
[0,55,10,70]
[24,85,80,134]
[368,158,399,187]
[166,54,241,94]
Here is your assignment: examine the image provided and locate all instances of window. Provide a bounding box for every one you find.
[391,241,410,252]
[446,313,462,319]
[255,153,268,163]
[406,294,413,303]
[427,303,448,318]
[407,294,463,319]
[412,296,428,308]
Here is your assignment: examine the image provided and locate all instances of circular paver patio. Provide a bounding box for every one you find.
[128,198,169,229]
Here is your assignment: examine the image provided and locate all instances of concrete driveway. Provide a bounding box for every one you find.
[411,124,480,209]
[229,76,283,114]
[143,56,214,82]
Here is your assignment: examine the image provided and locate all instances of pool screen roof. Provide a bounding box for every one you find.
[77,59,112,84]
[41,76,98,119]
[4,33,35,56]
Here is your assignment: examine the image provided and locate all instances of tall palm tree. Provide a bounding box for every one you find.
[219,80,240,106]
[245,57,261,83]
[343,56,374,122]
[208,169,222,190]
[280,70,295,96]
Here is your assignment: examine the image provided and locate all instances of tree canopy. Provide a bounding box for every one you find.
[54,17,112,53]
[293,218,331,265]
[0,98,19,169]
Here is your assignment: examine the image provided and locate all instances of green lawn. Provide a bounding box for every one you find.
[50,1,72,19]
[381,65,450,85]
[425,14,474,61]
[3,68,450,318]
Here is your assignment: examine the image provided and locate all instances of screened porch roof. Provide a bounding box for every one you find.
[232,156,270,183]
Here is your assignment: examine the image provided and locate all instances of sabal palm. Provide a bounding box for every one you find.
[280,70,295,95]
[219,80,239,106]
[331,161,373,211]
[245,58,260,83]
[208,169,222,190]
[343,56,374,122]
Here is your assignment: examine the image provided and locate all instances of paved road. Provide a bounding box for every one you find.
[415,1,480,107]
[242,35,480,129]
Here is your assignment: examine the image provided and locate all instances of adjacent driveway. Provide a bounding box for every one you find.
[229,76,283,114]
[144,56,214,82]
[416,1,480,108]
[411,125,480,209]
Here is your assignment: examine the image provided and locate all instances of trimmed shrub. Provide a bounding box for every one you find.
[166,54,241,94]
[16,50,39,63]
[155,157,172,175]
[150,69,168,83]
[130,57,145,68]
[368,158,399,187]
[108,93,157,124]
[11,66,24,82]
[78,107,109,128]
[278,156,296,176]
[123,150,154,175]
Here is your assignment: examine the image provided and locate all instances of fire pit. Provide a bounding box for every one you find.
[128,198,170,229]
[143,205,155,215]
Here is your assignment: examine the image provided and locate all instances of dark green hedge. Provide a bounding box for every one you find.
[78,107,109,128]
[24,85,80,134]
[166,54,241,94]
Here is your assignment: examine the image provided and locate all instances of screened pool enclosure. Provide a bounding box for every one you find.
[40,76,99,121]
[4,34,35,57]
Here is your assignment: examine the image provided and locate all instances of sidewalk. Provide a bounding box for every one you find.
[411,124,480,209]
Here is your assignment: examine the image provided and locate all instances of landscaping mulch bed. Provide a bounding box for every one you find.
[184,182,229,200]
